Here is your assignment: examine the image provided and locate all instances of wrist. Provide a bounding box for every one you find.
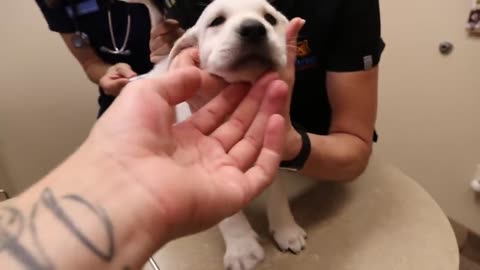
[83,59,111,85]
[71,142,171,244]
[283,128,302,160]
[280,123,311,171]
[20,143,170,268]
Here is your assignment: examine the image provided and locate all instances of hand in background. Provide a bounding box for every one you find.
[99,63,137,96]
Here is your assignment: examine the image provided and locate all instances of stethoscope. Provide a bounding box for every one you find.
[70,0,132,56]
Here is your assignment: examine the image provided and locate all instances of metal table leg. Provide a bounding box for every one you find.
[149,257,160,270]
[0,189,10,200]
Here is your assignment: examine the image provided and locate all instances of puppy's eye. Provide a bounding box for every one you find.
[209,16,226,27]
[264,13,277,26]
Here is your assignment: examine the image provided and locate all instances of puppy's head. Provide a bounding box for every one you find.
[168,0,289,83]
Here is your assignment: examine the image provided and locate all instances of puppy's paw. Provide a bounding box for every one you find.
[224,235,265,270]
[271,223,307,254]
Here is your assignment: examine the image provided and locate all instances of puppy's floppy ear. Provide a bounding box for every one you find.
[167,28,199,62]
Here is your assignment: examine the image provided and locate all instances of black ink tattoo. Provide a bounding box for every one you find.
[38,189,115,261]
[0,188,116,269]
[0,207,50,270]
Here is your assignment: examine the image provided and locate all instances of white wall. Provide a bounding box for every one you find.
[0,1,97,193]
[376,0,480,234]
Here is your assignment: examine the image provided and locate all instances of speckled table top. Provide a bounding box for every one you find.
[145,152,459,270]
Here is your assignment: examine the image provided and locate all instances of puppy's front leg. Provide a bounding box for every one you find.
[218,211,264,270]
[267,178,307,254]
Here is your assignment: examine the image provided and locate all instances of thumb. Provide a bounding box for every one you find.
[115,63,137,78]
[286,18,306,68]
[148,67,203,106]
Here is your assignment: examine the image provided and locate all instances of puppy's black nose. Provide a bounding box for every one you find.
[238,19,266,42]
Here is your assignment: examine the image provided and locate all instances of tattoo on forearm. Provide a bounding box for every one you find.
[0,188,116,270]
[0,207,48,269]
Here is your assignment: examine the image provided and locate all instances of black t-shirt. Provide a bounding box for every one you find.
[159,0,385,140]
[35,0,154,117]
[36,0,385,140]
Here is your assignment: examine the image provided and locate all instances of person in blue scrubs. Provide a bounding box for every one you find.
[36,0,154,117]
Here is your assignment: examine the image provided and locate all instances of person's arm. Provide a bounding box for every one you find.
[34,0,135,95]
[0,68,288,270]
[283,0,384,181]
[149,19,185,64]
[60,33,137,95]
[60,33,111,84]
[297,68,378,181]
[0,153,160,270]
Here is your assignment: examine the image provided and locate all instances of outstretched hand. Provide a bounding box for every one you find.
[90,67,289,240]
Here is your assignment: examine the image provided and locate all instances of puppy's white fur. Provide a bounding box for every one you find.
[121,1,307,269]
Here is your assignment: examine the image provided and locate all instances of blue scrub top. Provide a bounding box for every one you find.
[35,0,154,117]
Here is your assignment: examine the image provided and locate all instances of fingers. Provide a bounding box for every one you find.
[108,78,129,93]
[129,67,229,109]
[150,19,182,37]
[114,63,137,78]
[286,18,306,68]
[100,76,129,96]
[150,31,183,63]
[244,114,286,199]
[186,83,249,134]
[227,80,289,170]
[197,68,228,96]
[150,43,172,63]
[127,67,203,105]
[208,73,280,149]
[169,48,200,70]
[150,20,184,63]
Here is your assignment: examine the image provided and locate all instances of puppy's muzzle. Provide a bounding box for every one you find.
[238,19,267,43]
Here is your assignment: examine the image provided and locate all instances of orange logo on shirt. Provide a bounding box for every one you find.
[297,40,311,57]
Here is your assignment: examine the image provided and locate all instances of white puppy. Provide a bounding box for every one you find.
[121,0,307,269]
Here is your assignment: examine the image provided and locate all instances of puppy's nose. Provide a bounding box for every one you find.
[238,19,266,42]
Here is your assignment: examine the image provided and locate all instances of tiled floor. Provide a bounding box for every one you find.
[461,233,480,270]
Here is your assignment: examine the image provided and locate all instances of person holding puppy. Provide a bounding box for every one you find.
[35,0,384,181]
[160,0,386,182]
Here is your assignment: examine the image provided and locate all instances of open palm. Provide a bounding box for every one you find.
[90,67,288,239]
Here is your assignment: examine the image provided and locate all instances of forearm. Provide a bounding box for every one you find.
[299,132,372,181]
[82,58,111,85]
[60,33,111,85]
[295,68,378,181]
[0,147,168,270]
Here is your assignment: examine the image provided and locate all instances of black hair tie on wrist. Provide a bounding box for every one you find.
[280,122,311,171]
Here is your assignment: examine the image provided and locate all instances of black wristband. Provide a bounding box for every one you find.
[280,123,311,171]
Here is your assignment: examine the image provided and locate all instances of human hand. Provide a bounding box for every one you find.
[168,47,221,112]
[150,19,185,64]
[89,67,288,241]
[279,17,306,160]
[99,63,137,96]
[164,17,307,160]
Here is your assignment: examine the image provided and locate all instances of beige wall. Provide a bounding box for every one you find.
[0,1,479,233]
[0,153,13,195]
[376,0,480,234]
[0,1,97,193]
